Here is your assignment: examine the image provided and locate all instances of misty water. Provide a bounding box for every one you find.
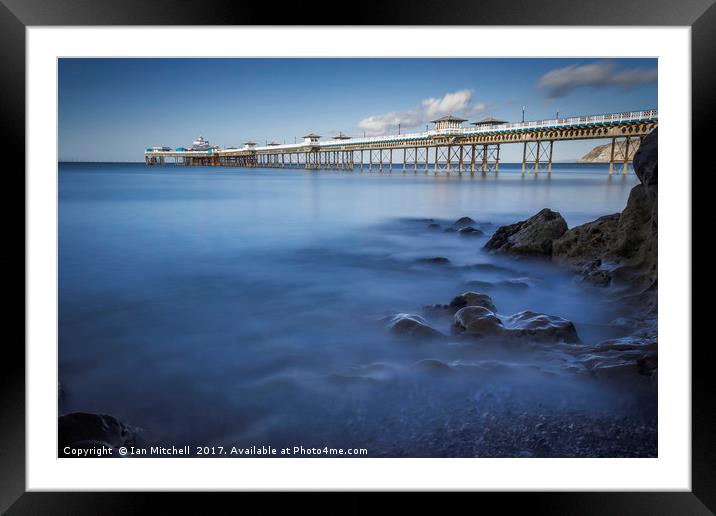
[59,162,656,457]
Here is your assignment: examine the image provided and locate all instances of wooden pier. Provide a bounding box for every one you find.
[145,109,657,175]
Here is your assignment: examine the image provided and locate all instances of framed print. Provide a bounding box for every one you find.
[6,0,714,512]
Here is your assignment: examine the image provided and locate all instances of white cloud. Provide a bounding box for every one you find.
[420,89,473,117]
[538,61,657,98]
[357,89,482,135]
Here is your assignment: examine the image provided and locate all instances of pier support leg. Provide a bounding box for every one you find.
[482,144,488,174]
[458,145,464,174]
[495,144,501,173]
[389,149,393,173]
[547,141,553,174]
[609,137,616,175]
[470,144,476,175]
[425,147,429,174]
[434,146,439,175]
[535,141,541,173]
[446,146,451,174]
[521,142,527,175]
[623,137,630,175]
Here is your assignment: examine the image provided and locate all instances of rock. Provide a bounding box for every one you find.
[443,227,458,233]
[411,358,453,374]
[577,332,657,378]
[484,208,568,256]
[466,279,531,291]
[448,292,497,313]
[578,139,640,163]
[453,305,580,344]
[502,310,581,344]
[416,257,450,265]
[553,214,620,262]
[422,303,450,313]
[59,413,138,455]
[387,313,444,340]
[454,216,476,226]
[427,223,441,230]
[633,128,657,186]
[554,128,657,308]
[458,226,484,237]
[452,306,504,338]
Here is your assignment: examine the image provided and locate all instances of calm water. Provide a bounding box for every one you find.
[59,162,653,456]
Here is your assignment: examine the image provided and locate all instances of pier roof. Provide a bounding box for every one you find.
[333,132,351,140]
[472,116,508,125]
[303,133,321,138]
[430,115,467,123]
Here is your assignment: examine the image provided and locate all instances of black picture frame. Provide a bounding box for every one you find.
[5,0,712,512]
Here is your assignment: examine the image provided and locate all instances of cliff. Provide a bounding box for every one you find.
[578,139,640,163]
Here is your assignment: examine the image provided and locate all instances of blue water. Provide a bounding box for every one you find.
[59,162,653,456]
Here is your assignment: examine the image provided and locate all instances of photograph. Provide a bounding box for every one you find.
[57,57,659,460]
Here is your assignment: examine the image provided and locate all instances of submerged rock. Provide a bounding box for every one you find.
[458,226,484,237]
[387,313,444,340]
[443,227,458,233]
[484,208,567,256]
[411,358,454,374]
[59,412,139,455]
[466,279,531,291]
[427,223,441,230]
[454,216,476,226]
[416,256,450,265]
[448,292,497,313]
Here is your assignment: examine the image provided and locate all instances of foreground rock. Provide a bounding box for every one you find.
[59,412,139,456]
[484,208,567,256]
[387,313,444,340]
[453,306,580,344]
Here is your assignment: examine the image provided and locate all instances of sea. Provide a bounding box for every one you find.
[58,162,656,457]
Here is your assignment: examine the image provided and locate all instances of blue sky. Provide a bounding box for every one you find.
[59,58,657,162]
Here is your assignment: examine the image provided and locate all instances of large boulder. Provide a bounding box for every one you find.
[387,313,444,340]
[484,208,568,256]
[553,213,620,262]
[553,128,658,300]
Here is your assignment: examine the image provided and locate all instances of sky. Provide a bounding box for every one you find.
[58,58,657,163]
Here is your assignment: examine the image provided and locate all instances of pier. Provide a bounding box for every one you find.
[145,109,657,175]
